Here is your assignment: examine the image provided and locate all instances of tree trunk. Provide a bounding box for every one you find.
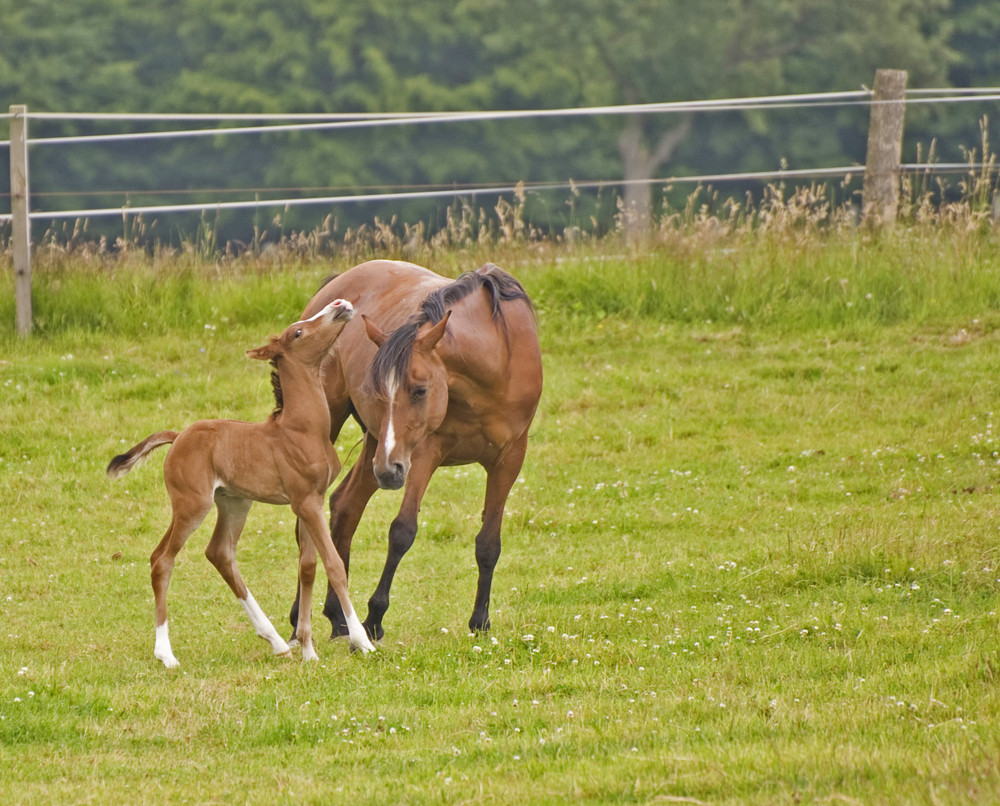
[617,112,693,243]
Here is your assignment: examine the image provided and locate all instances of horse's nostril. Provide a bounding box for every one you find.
[373,460,407,490]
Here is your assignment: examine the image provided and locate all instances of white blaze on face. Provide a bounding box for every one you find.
[295,299,352,328]
[382,375,398,460]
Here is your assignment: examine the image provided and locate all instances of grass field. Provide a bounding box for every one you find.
[2,225,1000,804]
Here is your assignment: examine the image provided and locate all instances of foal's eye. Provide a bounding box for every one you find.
[411,386,427,403]
[294,329,302,339]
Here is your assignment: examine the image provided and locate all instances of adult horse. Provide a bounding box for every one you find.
[288,260,542,641]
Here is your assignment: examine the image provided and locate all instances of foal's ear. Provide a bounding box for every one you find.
[362,314,387,347]
[246,338,280,361]
[415,310,451,352]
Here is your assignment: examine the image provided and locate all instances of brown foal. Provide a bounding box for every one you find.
[107,299,375,667]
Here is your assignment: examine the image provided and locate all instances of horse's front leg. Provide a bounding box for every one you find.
[469,436,528,634]
[364,454,437,641]
[294,523,319,661]
[295,497,375,654]
[318,434,380,638]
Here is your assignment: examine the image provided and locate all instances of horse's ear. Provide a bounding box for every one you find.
[246,338,280,361]
[363,314,387,347]
[416,310,451,352]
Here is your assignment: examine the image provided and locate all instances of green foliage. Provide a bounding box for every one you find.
[2,0,993,243]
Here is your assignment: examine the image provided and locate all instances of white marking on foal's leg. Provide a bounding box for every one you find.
[239,591,292,658]
[301,639,319,662]
[343,605,376,654]
[154,621,180,668]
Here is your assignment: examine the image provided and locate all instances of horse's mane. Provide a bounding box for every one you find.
[316,273,339,292]
[268,359,283,419]
[369,263,533,396]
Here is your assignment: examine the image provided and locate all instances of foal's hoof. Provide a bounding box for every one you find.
[350,635,377,655]
[155,652,180,669]
[276,649,294,660]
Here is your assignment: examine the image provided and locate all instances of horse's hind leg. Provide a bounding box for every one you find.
[205,494,291,660]
[469,436,529,634]
[150,499,212,667]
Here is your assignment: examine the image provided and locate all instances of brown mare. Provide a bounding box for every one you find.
[108,299,375,667]
[288,260,542,642]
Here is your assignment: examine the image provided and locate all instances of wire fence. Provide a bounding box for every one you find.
[3,87,1000,225]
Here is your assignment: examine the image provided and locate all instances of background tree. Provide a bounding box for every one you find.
[2,0,995,244]
[477,0,954,237]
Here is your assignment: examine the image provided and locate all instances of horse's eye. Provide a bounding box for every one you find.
[294,329,302,339]
[411,386,427,403]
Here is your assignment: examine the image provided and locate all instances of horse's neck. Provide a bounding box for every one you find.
[273,359,330,436]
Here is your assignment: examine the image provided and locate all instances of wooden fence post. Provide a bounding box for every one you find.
[862,70,908,227]
[10,104,32,336]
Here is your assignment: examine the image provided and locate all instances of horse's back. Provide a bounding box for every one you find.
[304,261,446,321]
[304,260,541,445]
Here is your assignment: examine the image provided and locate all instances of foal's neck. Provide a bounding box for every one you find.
[272,357,330,436]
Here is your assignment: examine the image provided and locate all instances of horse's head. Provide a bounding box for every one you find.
[364,310,451,490]
[246,299,354,365]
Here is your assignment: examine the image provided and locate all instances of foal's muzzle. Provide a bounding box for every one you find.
[329,298,354,320]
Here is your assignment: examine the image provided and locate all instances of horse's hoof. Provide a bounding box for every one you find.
[276,649,293,660]
[350,637,377,655]
[361,621,385,642]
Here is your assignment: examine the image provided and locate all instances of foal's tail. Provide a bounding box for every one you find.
[106,431,179,479]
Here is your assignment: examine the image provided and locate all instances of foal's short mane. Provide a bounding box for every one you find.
[269,360,283,419]
[369,263,533,397]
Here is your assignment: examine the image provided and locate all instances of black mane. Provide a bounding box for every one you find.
[268,359,283,419]
[369,263,533,396]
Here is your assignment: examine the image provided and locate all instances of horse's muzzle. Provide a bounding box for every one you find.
[374,461,407,490]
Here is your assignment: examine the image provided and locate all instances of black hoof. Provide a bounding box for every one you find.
[469,616,491,634]
[362,619,385,642]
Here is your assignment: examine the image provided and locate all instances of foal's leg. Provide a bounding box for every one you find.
[204,493,291,660]
[469,435,529,633]
[291,435,380,640]
[322,435,380,636]
[150,499,213,668]
[294,526,319,661]
[295,497,375,654]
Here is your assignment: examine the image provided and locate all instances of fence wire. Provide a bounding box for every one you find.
[2,88,999,224]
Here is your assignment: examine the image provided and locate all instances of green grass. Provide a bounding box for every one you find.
[2,231,1000,804]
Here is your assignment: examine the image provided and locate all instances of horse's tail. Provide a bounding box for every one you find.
[106,431,179,479]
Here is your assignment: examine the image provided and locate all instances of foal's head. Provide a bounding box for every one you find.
[363,311,451,490]
[246,299,354,367]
